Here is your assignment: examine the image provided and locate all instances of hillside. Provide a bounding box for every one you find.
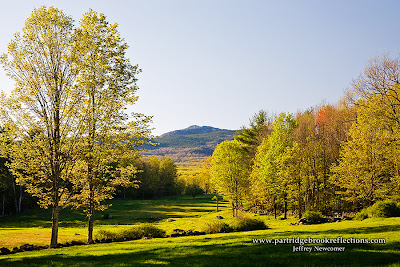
[141,125,237,164]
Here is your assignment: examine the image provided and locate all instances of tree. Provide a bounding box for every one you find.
[333,55,400,208]
[198,156,213,193]
[159,157,178,197]
[69,9,151,244]
[332,94,399,207]
[211,140,250,217]
[251,112,296,218]
[0,7,82,247]
[279,142,306,218]
[0,127,27,215]
[0,6,152,246]
[138,156,161,199]
[235,110,273,159]
[184,184,204,198]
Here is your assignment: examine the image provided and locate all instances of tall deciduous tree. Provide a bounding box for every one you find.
[211,140,250,217]
[333,55,400,208]
[332,94,399,207]
[251,112,296,218]
[69,9,152,243]
[0,7,82,247]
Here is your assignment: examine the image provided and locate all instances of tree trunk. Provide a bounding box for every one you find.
[12,179,19,213]
[50,88,62,248]
[236,203,239,217]
[284,200,287,219]
[298,198,302,219]
[2,194,5,216]
[232,202,235,217]
[50,205,59,248]
[87,207,94,244]
[274,202,277,219]
[18,186,23,213]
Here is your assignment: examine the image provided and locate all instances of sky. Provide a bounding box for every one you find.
[0,0,400,136]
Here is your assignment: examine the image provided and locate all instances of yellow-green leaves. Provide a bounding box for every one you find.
[211,140,250,216]
[0,6,152,246]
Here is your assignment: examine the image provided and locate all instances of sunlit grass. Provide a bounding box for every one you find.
[1,224,400,266]
[1,195,400,266]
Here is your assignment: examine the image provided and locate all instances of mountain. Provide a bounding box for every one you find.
[160,125,227,137]
[141,125,237,164]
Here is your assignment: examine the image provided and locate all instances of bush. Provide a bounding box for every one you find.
[355,200,400,220]
[184,184,204,198]
[232,217,268,231]
[203,221,233,234]
[303,211,328,224]
[354,210,369,220]
[96,230,118,240]
[96,224,166,241]
[203,217,267,234]
[122,224,166,239]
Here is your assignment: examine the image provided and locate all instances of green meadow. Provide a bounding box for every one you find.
[1,195,400,266]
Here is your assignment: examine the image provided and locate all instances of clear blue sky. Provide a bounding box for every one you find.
[1,0,399,136]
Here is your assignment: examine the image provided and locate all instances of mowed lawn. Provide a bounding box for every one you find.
[1,195,400,266]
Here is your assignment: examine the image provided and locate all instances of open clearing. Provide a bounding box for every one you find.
[1,195,400,266]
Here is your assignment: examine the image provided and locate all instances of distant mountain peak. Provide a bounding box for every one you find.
[160,125,230,138]
[187,125,201,129]
[142,125,237,160]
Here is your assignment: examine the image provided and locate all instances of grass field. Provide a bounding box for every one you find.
[1,195,400,266]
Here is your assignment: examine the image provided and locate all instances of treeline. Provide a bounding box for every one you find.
[116,156,183,199]
[209,55,400,218]
[0,151,36,215]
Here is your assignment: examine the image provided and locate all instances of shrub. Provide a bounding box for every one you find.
[96,224,165,241]
[203,217,267,234]
[96,230,118,240]
[184,184,204,198]
[122,224,166,239]
[355,200,400,220]
[231,217,268,231]
[354,210,369,220]
[203,221,233,234]
[303,211,328,224]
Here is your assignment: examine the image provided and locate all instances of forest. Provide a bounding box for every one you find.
[209,54,400,219]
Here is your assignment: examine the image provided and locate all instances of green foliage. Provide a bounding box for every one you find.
[355,200,400,220]
[331,95,397,205]
[231,216,268,231]
[96,229,119,240]
[184,184,204,198]
[211,140,250,216]
[118,156,180,199]
[235,110,273,158]
[302,211,328,224]
[0,6,152,246]
[250,112,296,213]
[203,217,267,233]
[96,224,166,240]
[202,221,233,234]
[0,6,83,247]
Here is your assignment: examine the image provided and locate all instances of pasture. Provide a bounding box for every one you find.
[0,195,400,266]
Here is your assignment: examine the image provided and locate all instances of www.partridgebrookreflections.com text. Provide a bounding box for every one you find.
[252,237,386,253]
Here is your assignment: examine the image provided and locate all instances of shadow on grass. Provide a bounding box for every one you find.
[1,241,399,267]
